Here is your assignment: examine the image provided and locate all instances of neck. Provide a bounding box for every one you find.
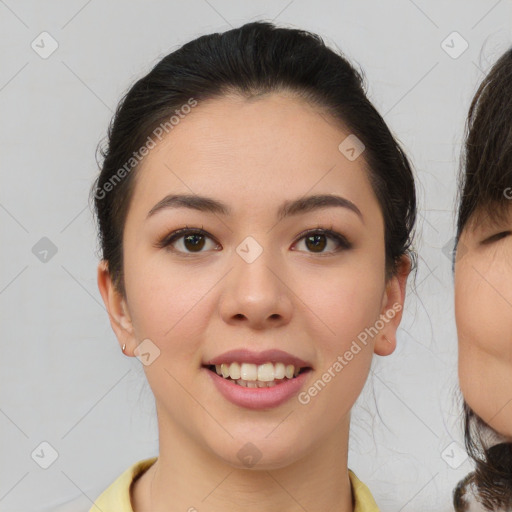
[133,409,355,512]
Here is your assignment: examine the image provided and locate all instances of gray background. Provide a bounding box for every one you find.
[1,1,511,511]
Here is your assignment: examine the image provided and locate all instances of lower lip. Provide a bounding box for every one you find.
[203,368,312,410]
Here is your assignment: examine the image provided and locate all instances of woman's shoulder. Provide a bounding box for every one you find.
[87,456,158,512]
[348,469,380,512]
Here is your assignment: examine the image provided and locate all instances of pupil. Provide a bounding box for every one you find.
[306,234,326,252]
[184,234,205,251]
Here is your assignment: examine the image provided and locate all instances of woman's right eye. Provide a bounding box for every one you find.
[481,230,511,245]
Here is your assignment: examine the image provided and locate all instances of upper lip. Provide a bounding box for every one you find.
[203,349,313,369]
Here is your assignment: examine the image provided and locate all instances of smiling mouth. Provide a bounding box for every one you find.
[203,363,312,388]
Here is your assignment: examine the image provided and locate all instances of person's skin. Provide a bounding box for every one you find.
[455,208,512,441]
[97,91,410,512]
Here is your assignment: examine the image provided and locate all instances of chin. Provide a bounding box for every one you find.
[210,437,308,471]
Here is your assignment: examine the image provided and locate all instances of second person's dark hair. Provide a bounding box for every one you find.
[455,47,512,244]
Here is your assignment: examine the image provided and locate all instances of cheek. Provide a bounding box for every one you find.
[123,251,215,358]
[455,265,512,360]
[317,273,383,338]
[290,266,384,421]
[295,257,386,366]
[456,262,512,437]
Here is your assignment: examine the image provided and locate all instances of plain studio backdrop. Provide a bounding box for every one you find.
[1,1,511,511]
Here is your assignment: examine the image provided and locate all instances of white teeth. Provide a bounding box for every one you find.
[229,362,241,379]
[234,378,277,388]
[212,361,306,382]
[221,364,230,378]
[274,362,285,379]
[257,362,274,382]
[240,362,258,381]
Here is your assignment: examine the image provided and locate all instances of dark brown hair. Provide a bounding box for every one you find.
[453,403,512,511]
[455,47,512,242]
[453,47,512,512]
[89,20,417,298]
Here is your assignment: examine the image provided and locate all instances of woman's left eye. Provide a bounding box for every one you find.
[293,228,352,254]
[155,226,351,255]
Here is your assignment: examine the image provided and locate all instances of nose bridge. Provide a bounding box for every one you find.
[233,233,281,296]
[220,233,292,325]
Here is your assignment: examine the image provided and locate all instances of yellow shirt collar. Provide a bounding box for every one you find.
[90,457,380,512]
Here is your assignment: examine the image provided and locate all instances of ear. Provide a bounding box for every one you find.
[374,254,411,356]
[97,260,136,355]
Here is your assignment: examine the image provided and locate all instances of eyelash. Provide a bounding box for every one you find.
[481,231,511,245]
[155,225,352,256]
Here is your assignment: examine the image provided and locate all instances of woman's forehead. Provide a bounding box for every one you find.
[129,95,375,216]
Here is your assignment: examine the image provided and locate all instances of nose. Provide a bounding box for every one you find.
[218,246,293,330]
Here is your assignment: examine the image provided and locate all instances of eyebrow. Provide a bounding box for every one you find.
[146,193,364,223]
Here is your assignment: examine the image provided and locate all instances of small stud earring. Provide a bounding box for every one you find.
[122,343,126,353]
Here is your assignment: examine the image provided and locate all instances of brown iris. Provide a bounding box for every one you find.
[305,233,327,253]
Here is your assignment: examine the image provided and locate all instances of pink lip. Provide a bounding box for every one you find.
[202,348,313,368]
[204,367,312,410]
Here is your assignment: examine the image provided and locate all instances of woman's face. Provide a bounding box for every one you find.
[98,92,408,468]
[455,207,512,440]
